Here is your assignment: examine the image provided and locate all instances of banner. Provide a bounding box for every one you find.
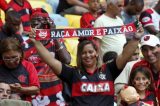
[35,23,137,40]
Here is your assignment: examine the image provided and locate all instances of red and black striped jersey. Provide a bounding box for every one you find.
[59,60,122,106]
[8,0,32,32]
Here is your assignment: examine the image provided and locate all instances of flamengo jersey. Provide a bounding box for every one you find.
[80,12,100,28]
[0,60,39,100]
[59,60,121,106]
[139,8,160,33]
[131,60,160,106]
[24,39,65,106]
[8,0,32,32]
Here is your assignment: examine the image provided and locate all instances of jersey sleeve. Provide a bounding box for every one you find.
[28,63,40,87]
[0,0,8,11]
[80,14,91,28]
[23,61,40,87]
[58,63,75,84]
[107,59,122,80]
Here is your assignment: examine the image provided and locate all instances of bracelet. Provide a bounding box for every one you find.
[55,46,64,52]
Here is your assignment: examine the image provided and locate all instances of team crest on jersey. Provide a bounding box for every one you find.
[18,75,26,83]
[99,72,106,80]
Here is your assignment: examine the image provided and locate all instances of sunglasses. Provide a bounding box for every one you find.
[2,56,20,62]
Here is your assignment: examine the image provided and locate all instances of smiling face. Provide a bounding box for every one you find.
[81,44,98,68]
[141,45,159,64]
[129,67,152,93]
[133,72,150,92]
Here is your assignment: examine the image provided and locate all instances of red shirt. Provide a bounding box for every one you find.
[8,0,32,32]
[80,12,100,28]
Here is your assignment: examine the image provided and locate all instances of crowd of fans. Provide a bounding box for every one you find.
[0,0,159,106]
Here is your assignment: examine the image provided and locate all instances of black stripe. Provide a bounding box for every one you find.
[18,9,30,16]
[40,80,61,89]
[22,22,30,27]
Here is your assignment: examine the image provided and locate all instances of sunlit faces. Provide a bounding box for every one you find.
[81,44,98,68]
[141,45,159,64]
[109,0,124,16]
[0,83,11,100]
[2,50,21,69]
[132,72,150,92]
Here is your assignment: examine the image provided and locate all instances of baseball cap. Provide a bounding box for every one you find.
[140,34,160,48]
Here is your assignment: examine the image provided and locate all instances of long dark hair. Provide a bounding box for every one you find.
[128,66,154,91]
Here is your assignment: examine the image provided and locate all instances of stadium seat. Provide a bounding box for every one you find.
[64,14,81,28]
[64,37,78,66]
[49,14,69,27]
[46,0,59,13]
[29,0,53,13]
[56,26,79,66]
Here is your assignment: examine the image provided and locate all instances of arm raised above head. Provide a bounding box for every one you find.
[116,24,144,70]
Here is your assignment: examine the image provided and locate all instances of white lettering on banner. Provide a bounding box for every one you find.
[116,28,122,33]
[96,29,101,36]
[48,24,136,39]
[72,31,78,36]
[81,83,110,92]
[102,29,108,35]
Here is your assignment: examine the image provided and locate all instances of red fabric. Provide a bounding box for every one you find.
[0,19,3,29]
[80,12,100,28]
[8,0,32,32]
[0,0,8,10]
[83,0,89,3]
[31,8,49,19]
[22,60,40,87]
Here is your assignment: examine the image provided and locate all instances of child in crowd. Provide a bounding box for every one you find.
[80,0,101,28]
[126,66,157,106]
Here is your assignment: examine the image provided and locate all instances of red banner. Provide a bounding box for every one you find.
[36,23,137,40]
